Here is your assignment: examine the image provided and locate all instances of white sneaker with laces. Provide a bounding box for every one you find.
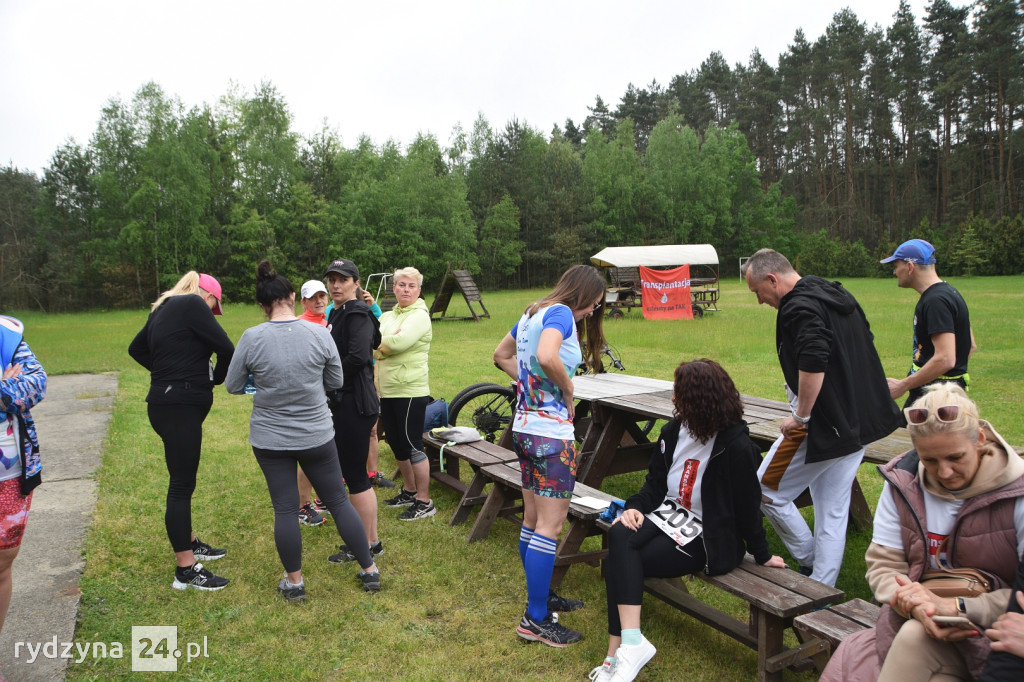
[588,660,615,681]
[608,636,655,682]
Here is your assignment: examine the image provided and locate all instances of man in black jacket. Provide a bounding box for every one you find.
[742,249,901,586]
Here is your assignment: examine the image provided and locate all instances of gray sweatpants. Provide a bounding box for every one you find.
[253,439,373,572]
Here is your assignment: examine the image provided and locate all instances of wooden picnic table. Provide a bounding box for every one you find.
[571,373,912,531]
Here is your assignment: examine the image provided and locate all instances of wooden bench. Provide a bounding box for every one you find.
[792,598,880,673]
[643,559,843,682]
[422,434,519,526]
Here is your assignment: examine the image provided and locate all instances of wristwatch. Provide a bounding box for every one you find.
[791,411,811,424]
[956,597,967,615]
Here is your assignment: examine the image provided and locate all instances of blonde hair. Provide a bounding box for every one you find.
[907,382,980,442]
[393,267,423,286]
[152,271,202,311]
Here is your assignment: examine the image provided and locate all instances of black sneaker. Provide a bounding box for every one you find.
[328,541,384,563]
[548,591,584,613]
[358,569,381,592]
[172,563,229,591]
[298,503,327,526]
[191,537,226,562]
[370,472,397,489]
[384,489,417,507]
[397,499,436,521]
[278,577,306,602]
[312,498,331,516]
[516,612,582,647]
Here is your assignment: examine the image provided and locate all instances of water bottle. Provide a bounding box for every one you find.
[244,373,257,395]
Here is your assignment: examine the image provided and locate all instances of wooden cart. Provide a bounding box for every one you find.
[590,244,720,318]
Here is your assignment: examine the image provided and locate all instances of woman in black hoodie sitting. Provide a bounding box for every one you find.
[589,358,785,682]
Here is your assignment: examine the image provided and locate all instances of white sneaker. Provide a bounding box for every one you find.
[588,660,615,681]
[609,636,655,682]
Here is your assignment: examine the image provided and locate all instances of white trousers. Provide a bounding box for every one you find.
[757,429,864,587]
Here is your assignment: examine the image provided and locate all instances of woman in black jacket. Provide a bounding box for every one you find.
[590,359,785,682]
[128,271,234,592]
[321,259,384,564]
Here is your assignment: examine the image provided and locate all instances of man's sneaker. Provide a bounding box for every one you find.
[548,591,584,613]
[328,541,384,563]
[191,537,226,562]
[277,577,306,602]
[358,569,381,592]
[589,660,616,682]
[516,612,582,647]
[608,636,656,682]
[397,499,436,521]
[172,563,229,591]
[298,503,327,526]
[312,498,331,516]
[384,489,416,507]
[370,472,397,488]
[798,565,814,577]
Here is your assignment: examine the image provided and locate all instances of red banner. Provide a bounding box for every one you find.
[639,265,694,320]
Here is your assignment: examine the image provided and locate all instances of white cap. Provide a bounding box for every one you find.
[300,280,328,300]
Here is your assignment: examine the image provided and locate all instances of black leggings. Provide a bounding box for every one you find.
[379,396,429,464]
[148,402,211,553]
[331,393,377,495]
[253,439,373,572]
[604,521,707,636]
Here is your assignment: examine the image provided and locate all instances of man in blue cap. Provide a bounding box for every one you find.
[881,238,975,408]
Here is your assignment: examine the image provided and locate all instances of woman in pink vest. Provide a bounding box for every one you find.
[822,383,1024,682]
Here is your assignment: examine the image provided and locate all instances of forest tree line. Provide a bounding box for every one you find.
[1,0,1022,312]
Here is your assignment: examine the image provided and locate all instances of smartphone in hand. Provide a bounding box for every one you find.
[933,615,983,634]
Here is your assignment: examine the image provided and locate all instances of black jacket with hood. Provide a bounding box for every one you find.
[625,419,773,576]
[327,299,381,417]
[777,275,901,463]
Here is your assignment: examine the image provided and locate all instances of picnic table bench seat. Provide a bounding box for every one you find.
[792,598,880,673]
[422,433,519,526]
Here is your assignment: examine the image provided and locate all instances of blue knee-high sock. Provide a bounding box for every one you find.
[519,526,534,569]
[524,532,557,621]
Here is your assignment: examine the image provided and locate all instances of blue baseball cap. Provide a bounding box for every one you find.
[880,239,937,265]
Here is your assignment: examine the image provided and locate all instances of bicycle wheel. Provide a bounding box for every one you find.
[448,382,516,443]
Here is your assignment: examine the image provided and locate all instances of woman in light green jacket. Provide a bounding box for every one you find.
[375,267,436,521]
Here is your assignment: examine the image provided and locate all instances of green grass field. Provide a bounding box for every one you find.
[10,274,1024,680]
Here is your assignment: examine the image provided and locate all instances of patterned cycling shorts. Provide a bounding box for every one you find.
[512,432,578,499]
[0,478,32,550]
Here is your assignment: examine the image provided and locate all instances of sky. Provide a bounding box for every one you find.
[1,0,933,177]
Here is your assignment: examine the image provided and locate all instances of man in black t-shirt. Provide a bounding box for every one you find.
[881,239,976,407]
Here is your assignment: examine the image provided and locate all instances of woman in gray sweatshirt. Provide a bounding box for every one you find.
[225,261,381,601]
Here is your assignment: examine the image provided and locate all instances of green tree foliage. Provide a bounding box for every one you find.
[478,194,523,285]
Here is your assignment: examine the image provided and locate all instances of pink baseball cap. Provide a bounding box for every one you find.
[197,273,223,315]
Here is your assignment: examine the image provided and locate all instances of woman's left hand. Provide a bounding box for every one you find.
[2,363,22,380]
[613,508,644,531]
[763,555,787,568]
[892,574,974,640]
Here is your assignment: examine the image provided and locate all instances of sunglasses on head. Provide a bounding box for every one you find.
[904,404,960,425]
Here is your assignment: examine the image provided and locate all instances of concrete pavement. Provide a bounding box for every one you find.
[0,373,118,681]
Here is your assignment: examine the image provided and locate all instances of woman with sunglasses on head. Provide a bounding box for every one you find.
[821,383,1024,682]
[492,264,607,648]
[128,271,234,591]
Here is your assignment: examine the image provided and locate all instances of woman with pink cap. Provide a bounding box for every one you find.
[129,271,235,592]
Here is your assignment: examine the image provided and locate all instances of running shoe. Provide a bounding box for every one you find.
[191,537,226,561]
[298,503,327,526]
[548,591,585,613]
[370,472,397,488]
[589,660,615,681]
[277,577,306,602]
[358,569,381,592]
[328,541,384,563]
[312,498,330,516]
[397,499,436,521]
[516,612,582,647]
[384,488,416,507]
[172,563,229,592]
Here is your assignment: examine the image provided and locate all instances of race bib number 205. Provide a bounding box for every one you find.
[646,498,703,548]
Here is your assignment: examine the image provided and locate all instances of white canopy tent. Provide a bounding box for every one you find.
[590,244,719,268]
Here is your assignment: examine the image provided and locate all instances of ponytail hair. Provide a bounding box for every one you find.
[152,271,201,311]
